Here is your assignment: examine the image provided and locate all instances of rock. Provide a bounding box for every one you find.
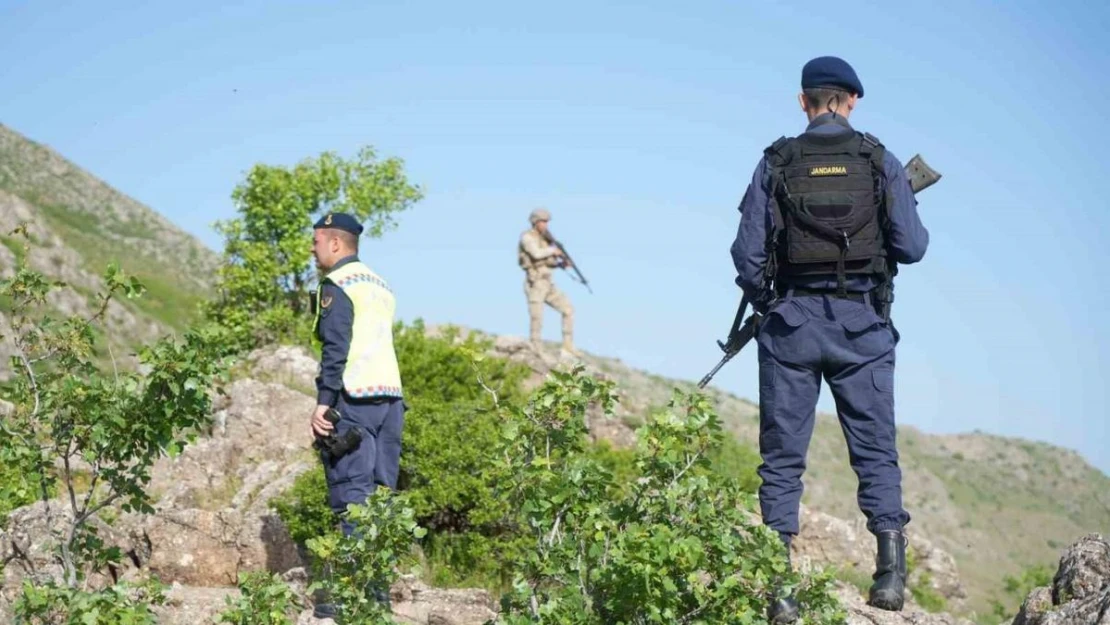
[243,344,320,392]
[153,584,239,625]
[0,377,316,600]
[833,582,976,625]
[116,507,301,587]
[1013,534,1110,625]
[388,575,497,625]
[793,504,968,611]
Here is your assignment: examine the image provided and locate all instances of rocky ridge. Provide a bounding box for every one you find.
[1012,534,1110,625]
[1,340,976,624]
[431,325,1110,617]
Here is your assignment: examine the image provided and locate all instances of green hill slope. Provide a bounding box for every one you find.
[0,123,219,370]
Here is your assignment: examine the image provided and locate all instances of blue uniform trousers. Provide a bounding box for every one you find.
[755,291,911,543]
[320,394,406,528]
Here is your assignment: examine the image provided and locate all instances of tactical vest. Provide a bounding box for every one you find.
[313,260,404,399]
[762,129,891,297]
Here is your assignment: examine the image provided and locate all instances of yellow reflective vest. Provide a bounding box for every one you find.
[314,260,403,399]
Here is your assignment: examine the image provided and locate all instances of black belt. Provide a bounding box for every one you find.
[786,287,868,302]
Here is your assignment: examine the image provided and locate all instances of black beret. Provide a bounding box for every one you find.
[313,212,363,236]
[801,56,864,98]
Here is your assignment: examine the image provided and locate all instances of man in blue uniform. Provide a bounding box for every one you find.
[309,211,406,618]
[730,56,929,621]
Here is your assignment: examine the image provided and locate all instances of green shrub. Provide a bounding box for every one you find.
[13,578,166,624]
[708,433,764,495]
[270,465,337,547]
[273,321,533,591]
[306,489,426,624]
[217,570,303,625]
[490,368,846,624]
[988,563,1054,621]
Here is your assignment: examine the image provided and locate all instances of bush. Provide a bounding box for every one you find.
[12,576,166,623]
[490,368,846,624]
[0,228,229,599]
[270,465,336,548]
[988,562,1054,621]
[217,570,303,625]
[306,489,426,624]
[273,321,534,590]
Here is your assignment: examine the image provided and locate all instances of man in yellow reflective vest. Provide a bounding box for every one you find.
[309,211,405,616]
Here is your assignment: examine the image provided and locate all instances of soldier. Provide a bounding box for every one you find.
[518,207,578,356]
[308,211,406,618]
[730,57,929,621]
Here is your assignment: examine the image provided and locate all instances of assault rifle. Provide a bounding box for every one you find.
[542,230,592,294]
[696,154,941,390]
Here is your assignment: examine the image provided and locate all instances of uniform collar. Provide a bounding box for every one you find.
[806,112,853,132]
[328,254,359,273]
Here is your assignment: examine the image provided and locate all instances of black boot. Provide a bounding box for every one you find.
[768,591,800,624]
[768,545,800,624]
[868,529,907,611]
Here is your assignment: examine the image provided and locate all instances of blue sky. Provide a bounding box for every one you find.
[2,0,1107,473]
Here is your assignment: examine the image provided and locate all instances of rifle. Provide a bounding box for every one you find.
[542,231,592,294]
[697,296,761,389]
[696,154,941,390]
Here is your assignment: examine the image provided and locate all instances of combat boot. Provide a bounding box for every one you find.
[768,591,800,624]
[868,529,907,611]
[767,546,799,624]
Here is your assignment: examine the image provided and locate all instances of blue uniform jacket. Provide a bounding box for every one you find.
[315,254,358,407]
[730,113,930,306]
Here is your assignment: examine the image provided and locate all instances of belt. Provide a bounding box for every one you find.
[786,287,868,302]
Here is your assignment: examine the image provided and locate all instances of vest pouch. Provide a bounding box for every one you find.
[785,193,878,266]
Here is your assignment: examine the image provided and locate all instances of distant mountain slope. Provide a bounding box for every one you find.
[443,326,1110,619]
[0,122,219,372]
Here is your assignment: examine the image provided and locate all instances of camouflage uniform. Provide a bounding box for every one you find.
[518,208,575,353]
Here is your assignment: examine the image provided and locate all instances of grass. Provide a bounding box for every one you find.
[33,202,210,332]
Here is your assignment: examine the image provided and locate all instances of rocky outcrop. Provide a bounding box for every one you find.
[0,355,318,611]
[1013,534,1110,625]
[0,342,1019,625]
[794,504,968,611]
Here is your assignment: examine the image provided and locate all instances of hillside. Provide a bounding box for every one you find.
[0,123,219,374]
[463,328,1110,619]
[1,121,1106,622]
[0,341,977,625]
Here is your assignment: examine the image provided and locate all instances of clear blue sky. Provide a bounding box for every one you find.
[2,0,1108,473]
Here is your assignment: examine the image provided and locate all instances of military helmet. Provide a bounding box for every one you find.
[529,207,551,225]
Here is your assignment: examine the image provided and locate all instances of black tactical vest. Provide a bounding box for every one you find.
[762,128,890,296]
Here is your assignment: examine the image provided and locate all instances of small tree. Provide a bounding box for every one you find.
[489,367,846,625]
[0,227,230,618]
[305,490,427,625]
[203,146,423,347]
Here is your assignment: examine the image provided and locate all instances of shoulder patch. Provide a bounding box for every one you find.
[320,294,333,309]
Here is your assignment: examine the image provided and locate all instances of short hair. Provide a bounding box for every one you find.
[803,87,851,112]
[322,227,359,251]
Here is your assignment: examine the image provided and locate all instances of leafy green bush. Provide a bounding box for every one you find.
[306,489,426,624]
[217,570,303,625]
[12,576,165,623]
[270,463,337,546]
[0,228,229,610]
[988,562,1054,621]
[707,431,764,495]
[490,368,846,624]
[272,321,534,589]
